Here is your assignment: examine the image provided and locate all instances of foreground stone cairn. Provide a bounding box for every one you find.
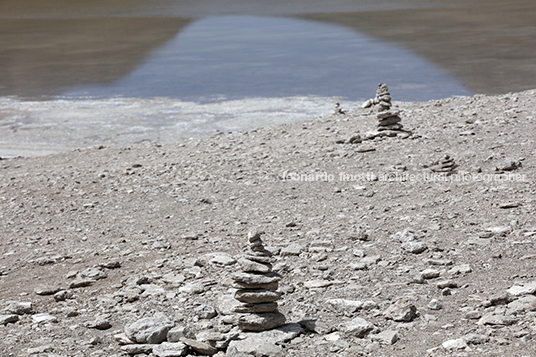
[431,154,458,174]
[230,230,286,331]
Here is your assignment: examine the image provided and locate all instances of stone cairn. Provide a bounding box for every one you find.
[431,155,458,174]
[374,83,404,133]
[334,102,346,115]
[230,230,285,331]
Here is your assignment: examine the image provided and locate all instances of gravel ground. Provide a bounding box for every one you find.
[1,89,536,356]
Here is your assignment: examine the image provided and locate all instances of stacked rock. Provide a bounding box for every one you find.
[374,83,403,132]
[230,231,285,331]
[431,155,458,174]
[334,102,346,115]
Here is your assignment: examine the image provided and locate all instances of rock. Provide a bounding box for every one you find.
[442,338,468,351]
[233,302,278,313]
[478,313,518,326]
[208,253,237,267]
[383,300,417,322]
[53,290,74,301]
[180,338,218,355]
[361,99,373,108]
[508,295,536,311]
[462,333,489,345]
[69,277,95,288]
[392,229,416,243]
[168,326,196,342]
[87,319,112,330]
[121,344,154,355]
[426,258,453,266]
[125,316,175,344]
[449,264,472,275]
[152,342,188,357]
[304,280,332,289]
[228,323,303,356]
[34,286,61,296]
[0,314,19,325]
[280,243,304,256]
[348,133,362,144]
[326,299,363,314]
[431,155,458,174]
[496,160,520,171]
[299,319,332,334]
[402,241,428,254]
[421,269,440,279]
[230,272,282,286]
[341,317,375,338]
[114,333,134,345]
[489,293,514,306]
[79,267,107,280]
[237,311,286,332]
[436,280,458,289]
[237,257,272,273]
[356,144,376,153]
[195,304,218,319]
[499,202,520,208]
[179,282,205,294]
[507,280,536,296]
[235,289,281,303]
[3,301,32,315]
[428,299,443,310]
[32,313,58,324]
[370,330,399,345]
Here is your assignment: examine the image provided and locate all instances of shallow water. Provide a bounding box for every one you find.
[1,0,536,156]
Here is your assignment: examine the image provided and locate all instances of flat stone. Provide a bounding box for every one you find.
[237,257,272,273]
[180,338,218,355]
[228,323,303,356]
[392,229,416,243]
[304,280,332,289]
[231,272,282,286]
[437,280,458,289]
[125,316,175,344]
[426,259,454,266]
[478,313,518,326]
[79,267,107,280]
[178,282,205,294]
[507,295,536,311]
[507,280,536,296]
[341,317,375,338]
[0,314,19,325]
[152,342,188,357]
[69,277,95,288]
[208,253,237,266]
[280,243,304,256]
[53,290,74,301]
[34,286,61,296]
[462,333,489,345]
[3,301,32,315]
[194,304,218,319]
[235,289,281,303]
[377,109,401,119]
[356,144,376,153]
[32,313,58,324]
[377,123,403,131]
[499,202,520,208]
[449,264,472,275]
[378,116,401,126]
[233,302,278,313]
[442,338,467,351]
[237,311,286,331]
[421,269,440,279]
[383,300,417,322]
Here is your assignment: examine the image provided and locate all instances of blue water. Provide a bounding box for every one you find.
[64,16,472,102]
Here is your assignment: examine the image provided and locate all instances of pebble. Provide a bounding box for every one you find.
[280,243,304,256]
[120,344,154,355]
[304,280,333,289]
[195,304,218,319]
[34,286,61,296]
[383,300,417,322]
[421,269,440,279]
[507,280,536,296]
[3,301,32,315]
[167,326,196,342]
[442,338,468,351]
[370,330,399,345]
[326,299,363,314]
[462,333,489,345]
[428,299,443,310]
[436,280,458,289]
[478,313,518,326]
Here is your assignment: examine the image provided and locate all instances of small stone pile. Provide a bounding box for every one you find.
[230,230,285,331]
[334,102,346,115]
[431,155,458,174]
[374,83,403,132]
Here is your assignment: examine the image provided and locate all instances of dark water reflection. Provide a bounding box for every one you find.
[1,0,536,101]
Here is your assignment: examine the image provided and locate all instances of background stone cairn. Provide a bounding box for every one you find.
[431,155,458,175]
[374,83,403,133]
[230,230,286,331]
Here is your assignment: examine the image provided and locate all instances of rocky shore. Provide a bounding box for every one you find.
[1,89,536,356]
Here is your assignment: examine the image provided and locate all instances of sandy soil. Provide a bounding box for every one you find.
[1,89,536,356]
